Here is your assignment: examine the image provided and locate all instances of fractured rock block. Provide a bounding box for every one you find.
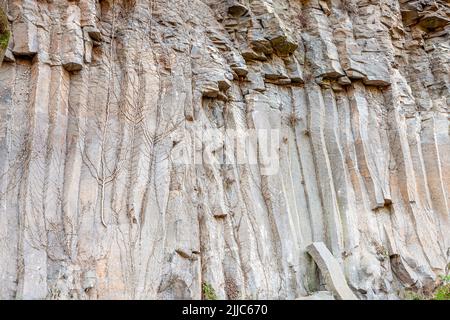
[12,20,38,56]
[283,55,304,83]
[248,26,274,55]
[62,32,84,71]
[245,69,266,92]
[79,0,99,28]
[260,13,298,56]
[247,1,298,57]
[307,242,358,300]
[241,48,268,61]
[362,54,391,86]
[333,28,367,80]
[226,51,248,78]
[3,48,14,62]
[303,10,345,79]
[61,5,84,71]
[261,55,289,80]
[194,67,233,99]
[270,35,298,56]
[83,26,102,42]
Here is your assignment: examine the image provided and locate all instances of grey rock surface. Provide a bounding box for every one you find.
[0,0,448,300]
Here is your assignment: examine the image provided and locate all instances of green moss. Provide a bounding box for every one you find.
[433,275,450,300]
[202,282,218,300]
[0,7,10,50]
[0,30,10,49]
[433,284,450,300]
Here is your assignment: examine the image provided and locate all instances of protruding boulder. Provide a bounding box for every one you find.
[12,20,38,56]
[83,26,102,42]
[61,5,84,71]
[241,46,268,61]
[283,55,304,83]
[270,35,298,56]
[362,54,391,86]
[3,48,14,62]
[261,56,289,81]
[248,28,274,55]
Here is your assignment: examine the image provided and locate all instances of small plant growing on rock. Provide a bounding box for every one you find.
[202,282,218,300]
[0,30,9,49]
[433,275,450,300]
[403,274,450,300]
[0,7,10,50]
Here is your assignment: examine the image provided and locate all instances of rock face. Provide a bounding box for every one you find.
[0,0,449,300]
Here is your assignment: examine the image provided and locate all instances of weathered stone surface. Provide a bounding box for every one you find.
[0,0,448,300]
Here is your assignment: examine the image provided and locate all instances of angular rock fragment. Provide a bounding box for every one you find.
[61,5,84,71]
[12,20,38,56]
[362,54,391,86]
[270,35,298,56]
[283,55,303,83]
[307,242,358,300]
[83,26,102,42]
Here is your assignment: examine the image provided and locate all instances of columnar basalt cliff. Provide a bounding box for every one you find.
[0,0,448,300]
